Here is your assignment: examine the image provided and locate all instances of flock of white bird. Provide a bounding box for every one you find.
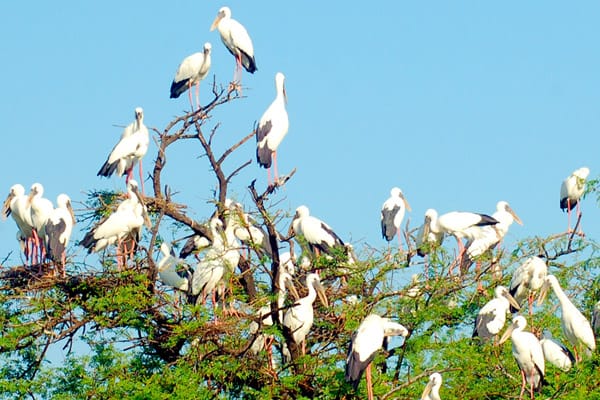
[0,4,595,399]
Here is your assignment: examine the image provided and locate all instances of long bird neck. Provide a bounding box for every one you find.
[550,279,571,308]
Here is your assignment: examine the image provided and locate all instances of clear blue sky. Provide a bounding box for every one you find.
[1,1,599,264]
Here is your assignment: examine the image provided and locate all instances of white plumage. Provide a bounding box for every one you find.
[421,372,443,400]
[380,187,411,249]
[283,273,328,345]
[157,242,190,291]
[44,193,76,274]
[509,256,548,312]
[499,315,545,397]
[560,166,589,211]
[2,184,35,262]
[97,107,149,191]
[345,314,408,400]
[170,42,212,110]
[28,183,54,262]
[80,180,150,259]
[540,331,574,371]
[256,72,288,183]
[415,208,445,257]
[210,6,256,82]
[473,285,520,340]
[291,205,344,256]
[191,217,241,306]
[539,274,596,361]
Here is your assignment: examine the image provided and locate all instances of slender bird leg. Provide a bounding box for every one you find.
[529,370,535,400]
[273,151,279,183]
[366,363,374,400]
[195,82,200,111]
[61,251,66,278]
[476,261,484,292]
[138,160,145,195]
[397,228,403,253]
[576,202,584,236]
[125,168,133,185]
[267,167,272,186]
[568,198,572,231]
[519,369,526,400]
[187,81,194,111]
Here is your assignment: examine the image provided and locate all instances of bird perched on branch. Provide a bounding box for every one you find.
[170,42,212,111]
[97,107,149,193]
[346,314,409,400]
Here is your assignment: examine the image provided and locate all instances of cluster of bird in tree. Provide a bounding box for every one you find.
[0,4,594,399]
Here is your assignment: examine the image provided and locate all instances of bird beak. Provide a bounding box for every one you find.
[315,281,329,307]
[67,200,76,225]
[27,187,38,206]
[132,187,152,228]
[285,277,300,300]
[283,85,288,105]
[210,13,223,31]
[402,195,412,212]
[498,322,515,345]
[1,193,13,220]
[537,281,549,306]
[507,205,523,225]
[422,216,431,237]
[503,291,520,311]
[421,381,434,400]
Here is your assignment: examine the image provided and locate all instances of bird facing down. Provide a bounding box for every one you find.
[421,372,443,400]
[170,42,212,110]
[509,256,548,313]
[210,6,256,84]
[540,331,574,372]
[538,274,596,361]
[473,285,520,340]
[380,187,411,250]
[97,107,149,192]
[415,208,445,257]
[499,315,545,398]
[157,242,190,291]
[283,273,328,346]
[256,72,288,184]
[291,205,345,257]
[346,314,408,400]
[80,180,151,268]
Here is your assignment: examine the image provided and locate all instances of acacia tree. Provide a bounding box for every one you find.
[1,78,600,400]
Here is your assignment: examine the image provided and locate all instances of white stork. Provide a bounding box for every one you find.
[80,180,151,269]
[210,6,256,86]
[249,271,299,361]
[170,42,212,111]
[256,72,288,184]
[538,274,596,362]
[179,233,211,260]
[540,331,574,372]
[28,183,54,264]
[460,200,523,278]
[97,107,150,193]
[509,256,548,313]
[191,217,241,311]
[424,209,498,274]
[380,187,411,251]
[227,201,273,259]
[345,314,409,400]
[283,273,328,353]
[2,184,35,263]
[560,166,590,233]
[473,285,520,340]
[291,205,345,257]
[499,315,545,400]
[157,242,190,291]
[421,372,443,400]
[44,194,76,277]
